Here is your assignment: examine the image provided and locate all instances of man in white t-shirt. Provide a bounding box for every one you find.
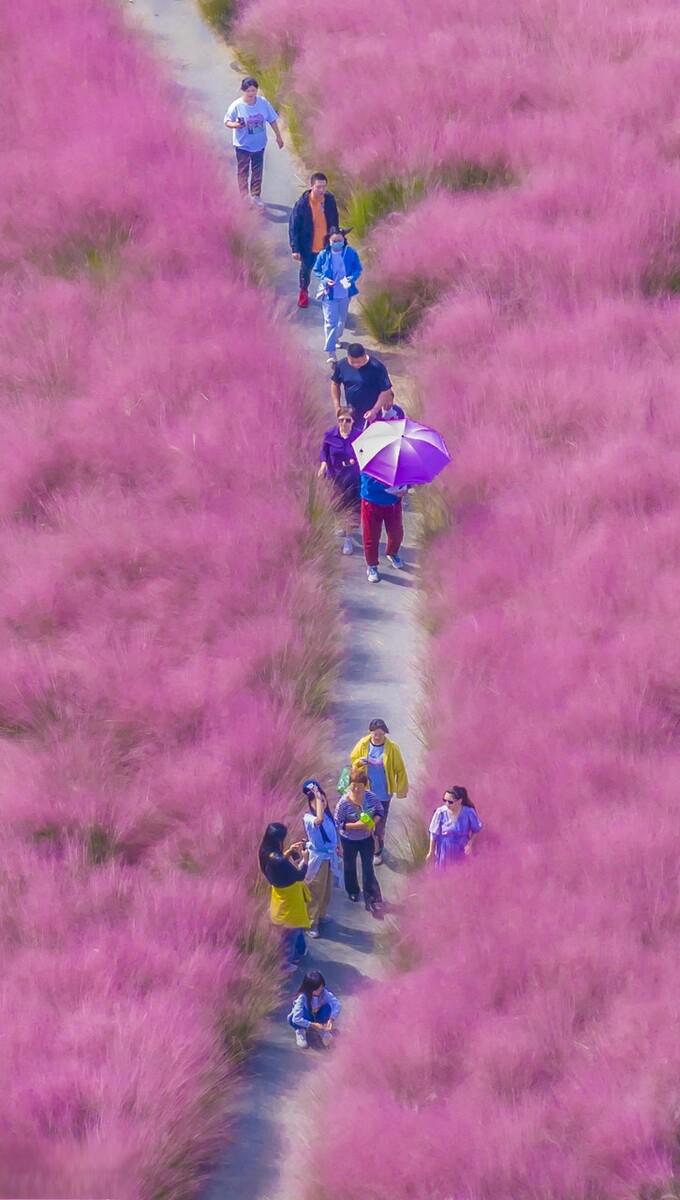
[224,76,284,206]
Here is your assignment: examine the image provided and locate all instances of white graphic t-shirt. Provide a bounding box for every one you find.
[225,96,278,152]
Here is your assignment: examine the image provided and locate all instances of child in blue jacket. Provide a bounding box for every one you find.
[313,227,363,364]
[287,969,342,1049]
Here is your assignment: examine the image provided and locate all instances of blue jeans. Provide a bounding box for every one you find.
[281,927,306,964]
[288,1002,332,1030]
[322,296,349,353]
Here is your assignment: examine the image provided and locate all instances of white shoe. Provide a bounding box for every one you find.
[326,354,337,364]
[386,553,404,569]
[342,537,354,555]
[295,1029,308,1048]
[308,925,320,938]
[373,852,383,865]
[250,195,264,208]
[366,565,380,583]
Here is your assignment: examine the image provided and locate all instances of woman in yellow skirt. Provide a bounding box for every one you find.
[258,822,311,967]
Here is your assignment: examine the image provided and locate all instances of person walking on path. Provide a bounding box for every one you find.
[301,780,342,938]
[426,786,482,869]
[351,719,409,864]
[331,343,394,424]
[318,406,360,555]
[360,471,407,583]
[289,173,339,308]
[313,228,363,365]
[335,766,384,913]
[258,822,311,967]
[287,970,342,1049]
[224,77,284,205]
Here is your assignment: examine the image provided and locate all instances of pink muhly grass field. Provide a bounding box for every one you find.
[0,1,334,1196]
[237,0,680,1195]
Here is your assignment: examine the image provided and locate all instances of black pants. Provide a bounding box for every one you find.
[341,836,380,903]
[298,250,318,291]
[235,148,264,197]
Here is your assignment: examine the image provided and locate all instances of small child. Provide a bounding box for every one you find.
[287,969,341,1049]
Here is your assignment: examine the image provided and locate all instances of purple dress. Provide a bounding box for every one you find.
[429,804,482,868]
[319,426,360,513]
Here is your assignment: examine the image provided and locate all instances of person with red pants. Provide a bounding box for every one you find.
[360,471,407,583]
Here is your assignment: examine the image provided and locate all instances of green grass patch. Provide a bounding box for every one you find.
[360,278,440,343]
[413,481,452,544]
[196,0,234,32]
[345,177,428,239]
[38,216,133,283]
[346,161,513,239]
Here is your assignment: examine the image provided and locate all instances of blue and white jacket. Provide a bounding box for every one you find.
[287,988,342,1029]
[312,245,363,298]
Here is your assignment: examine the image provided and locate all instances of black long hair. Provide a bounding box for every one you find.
[444,786,475,810]
[302,779,333,843]
[258,822,287,876]
[299,969,326,1005]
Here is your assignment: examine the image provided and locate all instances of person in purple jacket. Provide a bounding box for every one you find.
[318,406,360,555]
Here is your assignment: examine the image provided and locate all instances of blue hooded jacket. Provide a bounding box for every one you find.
[313,244,363,298]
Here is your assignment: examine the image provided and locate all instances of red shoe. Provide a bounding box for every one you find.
[297,288,309,308]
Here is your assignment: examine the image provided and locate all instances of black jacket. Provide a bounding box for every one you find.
[288,190,340,256]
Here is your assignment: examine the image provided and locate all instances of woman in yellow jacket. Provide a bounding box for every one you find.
[350,718,409,864]
[258,822,311,968]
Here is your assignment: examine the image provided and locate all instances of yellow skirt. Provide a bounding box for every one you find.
[270,881,312,930]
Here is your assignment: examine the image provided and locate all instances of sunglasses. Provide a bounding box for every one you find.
[445,797,457,805]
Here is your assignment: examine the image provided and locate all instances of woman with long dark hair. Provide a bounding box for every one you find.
[426,786,482,869]
[258,822,311,966]
[287,969,342,1049]
[301,780,341,938]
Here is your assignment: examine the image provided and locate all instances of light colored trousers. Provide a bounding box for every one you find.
[307,860,333,924]
[322,297,349,353]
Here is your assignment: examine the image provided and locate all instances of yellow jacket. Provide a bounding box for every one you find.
[270,881,312,930]
[350,735,409,798]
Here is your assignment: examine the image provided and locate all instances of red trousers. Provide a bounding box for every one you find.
[361,499,403,566]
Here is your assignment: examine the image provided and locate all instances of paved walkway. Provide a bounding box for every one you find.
[128,4,425,1196]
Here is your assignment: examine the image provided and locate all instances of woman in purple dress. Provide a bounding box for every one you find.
[426,786,482,869]
[317,406,360,556]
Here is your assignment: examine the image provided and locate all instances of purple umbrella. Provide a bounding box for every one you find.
[352,418,451,487]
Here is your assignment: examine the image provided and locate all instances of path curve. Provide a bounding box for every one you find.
[129,4,425,1197]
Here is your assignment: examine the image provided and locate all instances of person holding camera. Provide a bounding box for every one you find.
[224,76,284,205]
[258,822,311,967]
[301,780,342,937]
[289,173,340,308]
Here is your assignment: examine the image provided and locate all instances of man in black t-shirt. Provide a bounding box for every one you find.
[330,342,394,425]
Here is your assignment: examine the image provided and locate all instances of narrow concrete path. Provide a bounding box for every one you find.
[129,4,425,1197]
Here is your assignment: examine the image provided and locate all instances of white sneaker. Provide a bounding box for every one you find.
[342,537,354,555]
[295,1029,308,1048]
[308,925,320,938]
[326,354,337,365]
[250,195,264,208]
[386,553,404,569]
[366,565,380,583]
[373,852,383,865]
